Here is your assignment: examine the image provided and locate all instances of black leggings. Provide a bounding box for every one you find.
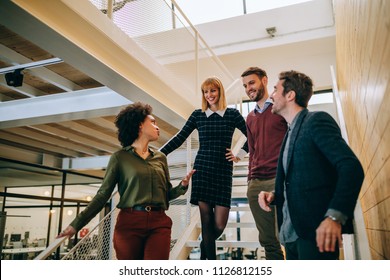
[198,201,230,260]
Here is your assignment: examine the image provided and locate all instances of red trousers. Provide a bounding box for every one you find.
[113,208,172,260]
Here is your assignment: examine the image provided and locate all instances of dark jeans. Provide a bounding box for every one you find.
[113,208,172,260]
[285,238,339,260]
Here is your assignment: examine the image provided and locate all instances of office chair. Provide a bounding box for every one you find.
[13,241,23,249]
[244,248,258,260]
[3,233,9,248]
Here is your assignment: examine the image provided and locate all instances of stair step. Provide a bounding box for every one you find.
[232,186,247,198]
[234,160,249,167]
[186,240,261,248]
[226,222,256,228]
[196,222,256,228]
[230,206,251,211]
[233,177,247,186]
[232,185,247,191]
[233,170,248,176]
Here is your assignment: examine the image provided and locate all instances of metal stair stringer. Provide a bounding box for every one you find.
[169,207,201,260]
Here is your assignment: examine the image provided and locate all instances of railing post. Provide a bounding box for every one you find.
[186,137,192,225]
[0,211,6,250]
[330,65,349,143]
[195,31,199,98]
[171,0,235,88]
[109,189,118,260]
[107,0,113,19]
[226,78,243,112]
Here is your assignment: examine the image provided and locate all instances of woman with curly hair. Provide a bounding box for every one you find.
[58,102,195,260]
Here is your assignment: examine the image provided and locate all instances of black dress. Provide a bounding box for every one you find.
[160,108,247,208]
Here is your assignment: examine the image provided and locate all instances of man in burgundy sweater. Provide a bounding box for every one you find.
[241,67,288,259]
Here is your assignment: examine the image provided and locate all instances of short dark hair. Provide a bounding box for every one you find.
[279,70,313,108]
[241,67,267,79]
[115,102,152,147]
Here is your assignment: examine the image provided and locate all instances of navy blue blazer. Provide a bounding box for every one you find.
[274,109,364,241]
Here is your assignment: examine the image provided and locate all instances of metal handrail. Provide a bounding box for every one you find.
[33,236,67,260]
[61,207,118,260]
[34,191,119,260]
[170,0,235,82]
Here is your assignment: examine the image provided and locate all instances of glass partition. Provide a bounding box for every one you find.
[0,159,103,260]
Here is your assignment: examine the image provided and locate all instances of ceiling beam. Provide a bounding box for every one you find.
[0,131,80,157]
[62,148,199,170]
[0,75,47,98]
[4,127,103,156]
[0,87,130,128]
[0,57,63,74]
[34,124,119,154]
[62,155,110,170]
[59,120,119,145]
[0,86,130,128]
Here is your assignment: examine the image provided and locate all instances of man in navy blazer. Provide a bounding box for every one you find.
[258,70,364,260]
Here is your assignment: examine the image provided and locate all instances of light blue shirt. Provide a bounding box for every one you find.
[254,98,273,113]
[279,112,300,245]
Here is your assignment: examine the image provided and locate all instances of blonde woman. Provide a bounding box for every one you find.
[160,77,247,259]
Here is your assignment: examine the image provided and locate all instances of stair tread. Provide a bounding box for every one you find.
[230,206,251,211]
[196,222,256,228]
[186,240,261,248]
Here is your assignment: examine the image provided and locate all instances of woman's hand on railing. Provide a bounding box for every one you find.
[57,225,76,238]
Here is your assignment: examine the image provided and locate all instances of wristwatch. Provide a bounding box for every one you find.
[326,215,341,223]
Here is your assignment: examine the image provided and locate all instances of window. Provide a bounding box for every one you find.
[175,0,313,25]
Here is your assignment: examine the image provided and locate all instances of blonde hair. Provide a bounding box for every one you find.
[201,77,227,112]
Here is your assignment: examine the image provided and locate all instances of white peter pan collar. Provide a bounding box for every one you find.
[205,108,226,118]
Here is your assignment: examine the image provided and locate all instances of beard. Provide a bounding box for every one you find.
[250,84,265,102]
[271,103,283,116]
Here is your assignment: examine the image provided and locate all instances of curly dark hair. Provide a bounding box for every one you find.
[115,102,152,147]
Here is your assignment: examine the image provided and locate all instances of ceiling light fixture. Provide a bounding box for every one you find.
[266,27,277,38]
[0,57,63,87]
[5,68,24,87]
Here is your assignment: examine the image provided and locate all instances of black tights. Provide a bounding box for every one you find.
[198,201,229,260]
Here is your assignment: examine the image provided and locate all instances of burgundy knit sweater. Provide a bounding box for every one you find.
[246,106,287,180]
